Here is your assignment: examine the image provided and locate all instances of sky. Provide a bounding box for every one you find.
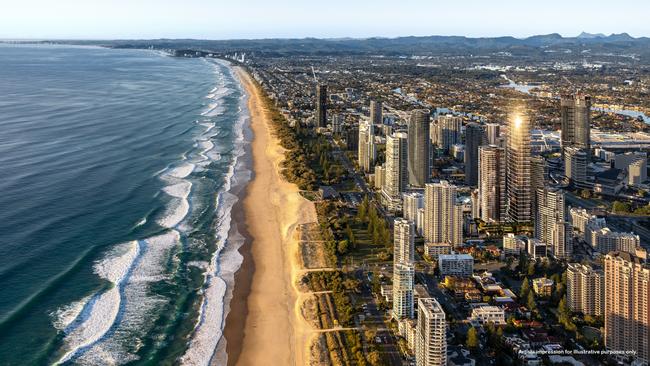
[1,0,649,40]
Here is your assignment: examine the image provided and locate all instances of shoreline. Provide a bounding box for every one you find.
[223,66,316,366]
[221,179,254,365]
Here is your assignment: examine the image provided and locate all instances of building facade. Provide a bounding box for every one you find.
[433,115,462,153]
[485,123,500,145]
[566,263,604,316]
[535,187,571,259]
[506,113,532,223]
[604,252,650,364]
[438,254,474,277]
[382,131,409,211]
[478,145,506,222]
[408,109,431,187]
[370,100,383,125]
[470,305,506,325]
[564,146,588,185]
[394,218,415,264]
[403,192,424,223]
[464,123,485,186]
[424,181,463,246]
[416,298,447,366]
[561,94,591,155]
[393,262,415,319]
[358,119,376,172]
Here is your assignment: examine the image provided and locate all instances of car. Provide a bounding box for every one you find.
[375,337,382,344]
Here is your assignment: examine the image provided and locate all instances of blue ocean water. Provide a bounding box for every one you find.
[0,44,250,365]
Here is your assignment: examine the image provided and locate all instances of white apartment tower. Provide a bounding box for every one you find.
[403,192,424,223]
[394,218,415,264]
[416,298,447,366]
[424,181,463,246]
[358,119,376,173]
[393,262,415,319]
[382,132,409,211]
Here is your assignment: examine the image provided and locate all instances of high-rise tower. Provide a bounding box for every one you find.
[382,132,409,211]
[561,94,591,156]
[478,145,506,222]
[604,252,650,364]
[370,100,383,125]
[408,109,431,187]
[424,181,463,246]
[358,120,376,173]
[464,122,485,186]
[432,115,462,153]
[415,298,447,366]
[394,218,415,264]
[506,112,532,223]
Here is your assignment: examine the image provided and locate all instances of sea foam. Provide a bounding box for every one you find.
[69,231,182,364]
[54,240,140,365]
[165,163,195,179]
[179,59,249,366]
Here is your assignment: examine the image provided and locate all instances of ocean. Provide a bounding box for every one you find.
[0,44,251,365]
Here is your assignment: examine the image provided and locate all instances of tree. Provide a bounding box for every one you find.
[346,225,356,249]
[558,296,571,323]
[367,351,382,366]
[612,200,631,213]
[527,262,536,276]
[527,291,537,313]
[520,277,530,299]
[518,252,529,274]
[357,197,368,221]
[466,327,479,350]
[337,240,349,255]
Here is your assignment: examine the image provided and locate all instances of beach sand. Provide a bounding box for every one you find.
[223,67,316,366]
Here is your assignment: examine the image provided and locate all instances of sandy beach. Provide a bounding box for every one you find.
[223,66,316,366]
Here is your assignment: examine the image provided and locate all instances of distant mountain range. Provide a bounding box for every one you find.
[30,33,650,57]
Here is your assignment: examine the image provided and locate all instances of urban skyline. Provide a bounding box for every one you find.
[1,7,650,365]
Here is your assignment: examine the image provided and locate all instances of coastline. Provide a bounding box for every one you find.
[223,66,316,366]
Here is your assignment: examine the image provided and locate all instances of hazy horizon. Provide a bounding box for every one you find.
[0,31,646,42]
[1,0,649,40]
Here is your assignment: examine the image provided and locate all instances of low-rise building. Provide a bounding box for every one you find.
[398,318,418,352]
[532,278,554,297]
[503,234,527,255]
[438,254,474,278]
[381,285,393,303]
[447,345,476,366]
[527,238,547,259]
[570,208,606,241]
[470,305,506,325]
[425,242,452,259]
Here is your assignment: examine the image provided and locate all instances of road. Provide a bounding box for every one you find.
[565,192,600,210]
[330,137,389,218]
[354,270,404,365]
[415,272,464,321]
